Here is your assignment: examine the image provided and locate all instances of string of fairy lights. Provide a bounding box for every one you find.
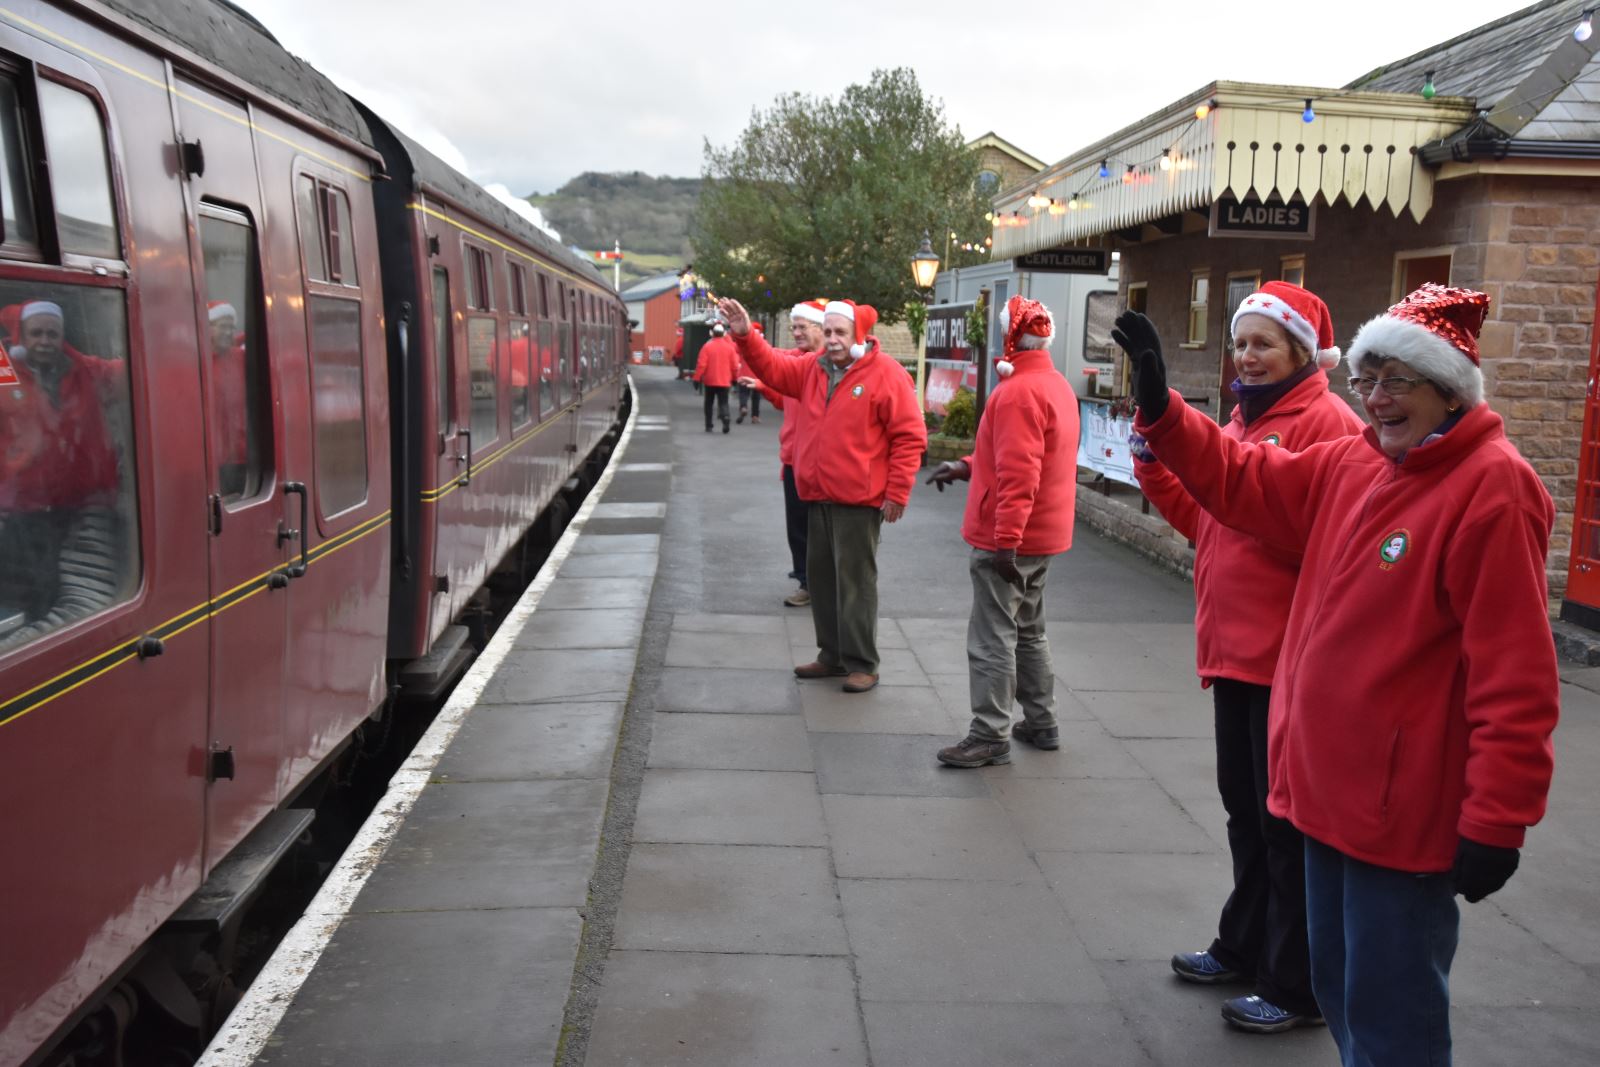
[988,6,1597,234]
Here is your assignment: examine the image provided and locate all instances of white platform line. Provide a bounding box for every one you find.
[196,377,643,1066]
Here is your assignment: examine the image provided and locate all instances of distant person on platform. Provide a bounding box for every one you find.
[719,296,925,692]
[926,295,1078,768]
[737,298,829,607]
[693,319,740,433]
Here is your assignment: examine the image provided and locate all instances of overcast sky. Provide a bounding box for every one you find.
[243,0,1534,196]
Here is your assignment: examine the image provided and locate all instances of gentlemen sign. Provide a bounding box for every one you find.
[1208,195,1316,240]
[1015,246,1110,273]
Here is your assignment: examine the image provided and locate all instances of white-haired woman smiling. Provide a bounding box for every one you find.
[1113,283,1559,1066]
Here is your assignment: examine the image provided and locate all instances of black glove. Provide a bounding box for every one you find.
[1452,837,1520,903]
[992,547,1023,587]
[1111,311,1169,422]
[925,460,970,492]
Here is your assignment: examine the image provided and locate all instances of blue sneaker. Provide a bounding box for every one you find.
[1220,995,1325,1034]
[1170,950,1244,985]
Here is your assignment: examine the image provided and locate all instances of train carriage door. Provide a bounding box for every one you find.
[174,78,293,873]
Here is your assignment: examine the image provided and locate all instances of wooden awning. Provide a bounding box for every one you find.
[991,81,1477,259]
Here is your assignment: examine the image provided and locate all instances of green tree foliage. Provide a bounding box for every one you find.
[528,172,701,260]
[693,69,989,323]
[904,301,927,348]
[941,387,977,440]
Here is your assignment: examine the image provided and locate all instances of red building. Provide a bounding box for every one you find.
[623,272,685,357]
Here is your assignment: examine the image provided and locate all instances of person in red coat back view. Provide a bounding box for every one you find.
[721,296,926,693]
[693,321,740,433]
[1134,282,1363,1035]
[924,295,1078,769]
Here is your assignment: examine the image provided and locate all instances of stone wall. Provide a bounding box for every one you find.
[1073,479,1195,581]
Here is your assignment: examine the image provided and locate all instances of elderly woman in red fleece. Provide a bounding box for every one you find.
[1114,284,1558,1067]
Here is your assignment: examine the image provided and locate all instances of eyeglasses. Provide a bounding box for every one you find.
[1348,375,1429,398]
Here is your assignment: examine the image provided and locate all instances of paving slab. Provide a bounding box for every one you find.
[840,878,1109,1004]
[1074,689,1215,738]
[633,769,827,846]
[1053,648,1196,694]
[557,552,660,578]
[618,462,671,470]
[861,1001,1154,1067]
[980,719,1152,780]
[478,647,637,704]
[664,627,791,669]
[800,683,957,734]
[653,666,800,714]
[612,843,849,954]
[583,516,666,535]
[584,951,869,1067]
[988,778,1214,854]
[568,533,660,555]
[824,795,1037,881]
[257,908,582,1067]
[877,618,911,649]
[350,778,609,912]
[648,712,813,771]
[538,575,655,610]
[1122,737,1221,803]
[513,607,648,650]
[873,646,931,685]
[1450,901,1599,1007]
[1035,850,1233,960]
[433,702,623,781]
[591,502,668,519]
[810,731,990,797]
[671,611,788,635]
[1450,1005,1600,1067]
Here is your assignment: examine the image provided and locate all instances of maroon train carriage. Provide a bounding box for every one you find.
[0,2,626,1065]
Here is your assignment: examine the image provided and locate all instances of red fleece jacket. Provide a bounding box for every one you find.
[735,329,926,507]
[958,350,1079,554]
[1140,395,1557,872]
[692,335,740,388]
[1135,370,1363,686]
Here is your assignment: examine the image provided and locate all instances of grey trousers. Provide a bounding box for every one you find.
[808,502,882,675]
[967,547,1056,740]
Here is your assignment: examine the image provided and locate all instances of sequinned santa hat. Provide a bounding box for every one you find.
[824,300,878,358]
[995,295,1055,378]
[208,300,237,322]
[790,299,828,325]
[1231,281,1340,369]
[1346,283,1489,404]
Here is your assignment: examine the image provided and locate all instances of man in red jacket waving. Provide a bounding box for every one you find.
[719,296,926,692]
[928,295,1079,767]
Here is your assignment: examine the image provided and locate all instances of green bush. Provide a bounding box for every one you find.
[941,386,977,440]
[923,408,944,433]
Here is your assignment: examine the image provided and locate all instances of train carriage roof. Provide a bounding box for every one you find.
[98,0,374,148]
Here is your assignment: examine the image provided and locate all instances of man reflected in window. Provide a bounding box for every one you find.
[0,298,128,651]
[208,300,249,498]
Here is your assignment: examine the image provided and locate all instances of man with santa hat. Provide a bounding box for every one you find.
[719,295,925,692]
[693,319,741,433]
[927,295,1078,767]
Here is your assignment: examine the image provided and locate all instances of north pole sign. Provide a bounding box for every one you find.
[1015,246,1110,273]
[1208,195,1316,240]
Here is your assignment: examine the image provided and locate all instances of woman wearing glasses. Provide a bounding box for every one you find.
[1133,282,1361,1035]
[1114,283,1558,1067]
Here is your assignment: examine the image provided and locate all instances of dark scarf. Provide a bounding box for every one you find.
[1230,361,1318,426]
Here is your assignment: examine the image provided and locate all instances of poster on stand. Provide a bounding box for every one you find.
[923,359,978,415]
[1077,399,1138,487]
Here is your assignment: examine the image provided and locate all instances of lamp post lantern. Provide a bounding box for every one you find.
[910,230,941,409]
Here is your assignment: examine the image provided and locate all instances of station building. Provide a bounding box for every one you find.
[991,0,1600,615]
[622,271,682,357]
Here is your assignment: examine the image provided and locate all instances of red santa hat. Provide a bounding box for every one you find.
[1346,283,1489,404]
[790,299,828,325]
[208,300,237,322]
[824,300,878,358]
[996,295,1055,377]
[1231,281,1340,369]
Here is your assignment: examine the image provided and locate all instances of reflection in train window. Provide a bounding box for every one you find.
[433,267,454,433]
[39,80,118,259]
[307,295,368,515]
[298,177,358,286]
[510,319,532,428]
[199,204,271,502]
[0,283,138,653]
[467,314,497,446]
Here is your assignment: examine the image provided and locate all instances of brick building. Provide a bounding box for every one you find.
[991,0,1600,607]
[969,132,1045,198]
[622,272,683,357]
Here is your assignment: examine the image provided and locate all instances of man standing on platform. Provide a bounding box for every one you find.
[719,296,925,692]
[693,320,740,433]
[927,295,1078,767]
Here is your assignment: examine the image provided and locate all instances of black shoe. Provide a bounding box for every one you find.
[1171,950,1246,985]
[936,734,1010,768]
[705,426,713,433]
[1012,721,1060,750]
[737,410,747,424]
[722,421,731,433]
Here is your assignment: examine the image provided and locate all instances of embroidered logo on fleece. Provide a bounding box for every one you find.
[1261,433,1281,446]
[851,384,864,398]
[1378,529,1411,569]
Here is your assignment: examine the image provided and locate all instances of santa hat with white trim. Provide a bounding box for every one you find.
[790,299,828,325]
[1231,281,1340,369]
[824,300,878,358]
[1346,283,1489,405]
[208,300,237,322]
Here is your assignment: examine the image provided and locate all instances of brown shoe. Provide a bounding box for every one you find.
[842,672,879,693]
[937,734,1011,768]
[795,661,847,678]
[784,589,811,607]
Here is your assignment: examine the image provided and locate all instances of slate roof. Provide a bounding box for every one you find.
[1346,0,1600,141]
[620,273,682,301]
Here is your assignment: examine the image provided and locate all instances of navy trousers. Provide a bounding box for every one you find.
[1304,836,1459,1066]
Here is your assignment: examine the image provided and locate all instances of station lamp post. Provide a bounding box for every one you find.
[910,231,941,406]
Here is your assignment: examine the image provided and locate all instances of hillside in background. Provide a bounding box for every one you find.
[528,172,699,286]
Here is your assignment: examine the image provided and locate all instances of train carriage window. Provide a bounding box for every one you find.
[298,177,357,286]
[198,204,271,502]
[0,76,37,254]
[432,267,454,434]
[466,246,492,311]
[509,262,527,317]
[537,318,557,416]
[307,296,368,515]
[536,273,549,318]
[0,282,139,653]
[510,318,532,428]
[38,81,118,259]
[467,314,497,446]
[556,283,573,398]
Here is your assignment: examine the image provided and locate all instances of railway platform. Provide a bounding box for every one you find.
[204,365,1600,1067]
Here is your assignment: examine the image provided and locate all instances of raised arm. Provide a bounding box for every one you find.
[719,298,809,397]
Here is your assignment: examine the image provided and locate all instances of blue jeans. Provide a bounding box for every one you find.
[1304,837,1459,1066]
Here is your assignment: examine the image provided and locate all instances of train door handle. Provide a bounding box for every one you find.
[282,481,309,578]
[455,428,472,486]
